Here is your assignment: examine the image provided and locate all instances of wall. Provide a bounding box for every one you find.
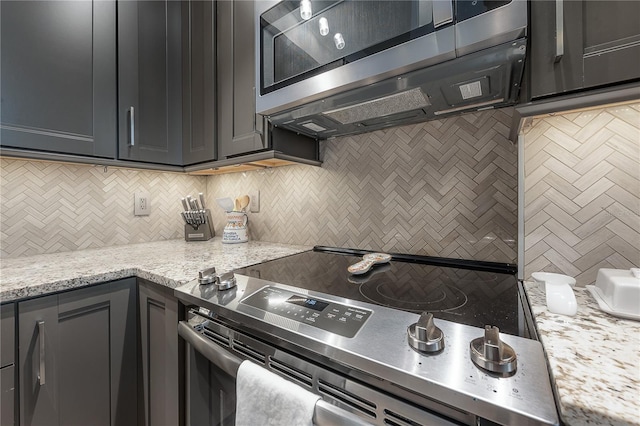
[0,108,519,263]
[208,108,518,263]
[0,158,206,258]
[522,102,640,286]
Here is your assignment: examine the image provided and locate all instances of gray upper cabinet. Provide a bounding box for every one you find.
[217,0,267,159]
[529,0,640,99]
[182,0,217,166]
[18,280,137,426]
[0,0,117,158]
[118,0,183,165]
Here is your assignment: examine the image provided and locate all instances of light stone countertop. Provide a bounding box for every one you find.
[524,281,640,426]
[3,242,638,426]
[0,238,311,302]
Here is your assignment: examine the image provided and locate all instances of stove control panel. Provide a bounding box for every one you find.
[242,286,372,338]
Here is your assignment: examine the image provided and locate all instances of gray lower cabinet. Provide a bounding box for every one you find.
[138,279,182,426]
[217,0,267,159]
[18,279,137,426]
[118,0,183,165]
[0,0,117,158]
[1,366,15,426]
[1,303,16,425]
[529,0,640,99]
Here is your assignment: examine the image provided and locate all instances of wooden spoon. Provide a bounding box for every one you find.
[239,195,250,211]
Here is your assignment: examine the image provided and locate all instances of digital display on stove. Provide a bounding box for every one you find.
[286,296,329,311]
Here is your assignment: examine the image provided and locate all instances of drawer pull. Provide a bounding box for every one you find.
[37,320,45,386]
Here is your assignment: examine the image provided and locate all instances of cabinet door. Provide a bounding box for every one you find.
[1,366,15,426]
[138,280,181,426]
[18,280,137,426]
[217,0,266,159]
[0,0,116,158]
[581,1,640,87]
[182,0,218,166]
[1,303,15,368]
[1,303,16,425]
[56,280,137,426]
[18,294,59,426]
[530,0,640,98]
[118,0,183,165]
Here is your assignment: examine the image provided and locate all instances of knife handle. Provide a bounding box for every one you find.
[199,193,206,210]
[181,198,189,211]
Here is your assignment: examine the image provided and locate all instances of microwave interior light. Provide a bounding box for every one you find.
[319,17,329,36]
[334,33,345,50]
[300,0,312,20]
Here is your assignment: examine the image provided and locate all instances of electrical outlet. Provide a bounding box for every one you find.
[250,190,260,213]
[134,192,150,216]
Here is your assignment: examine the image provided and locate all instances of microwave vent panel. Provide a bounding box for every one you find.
[459,81,483,99]
[323,88,431,125]
[301,122,328,132]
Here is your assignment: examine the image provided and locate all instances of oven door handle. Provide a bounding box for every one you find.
[178,321,241,377]
[178,321,373,426]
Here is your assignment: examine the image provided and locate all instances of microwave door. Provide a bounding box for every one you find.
[260,0,442,90]
[255,0,456,116]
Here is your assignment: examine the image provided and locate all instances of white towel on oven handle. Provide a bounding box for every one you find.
[235,360,320,426]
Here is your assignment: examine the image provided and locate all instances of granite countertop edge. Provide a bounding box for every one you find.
[0,238,312,302]
[523,280,640,426]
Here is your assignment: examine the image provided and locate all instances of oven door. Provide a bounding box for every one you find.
[179,312,377,426]
[183,322,236,426]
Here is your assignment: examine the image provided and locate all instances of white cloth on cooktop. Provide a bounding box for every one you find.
[235,360,320,426]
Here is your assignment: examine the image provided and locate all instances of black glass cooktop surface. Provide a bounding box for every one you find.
[233,247,523,336]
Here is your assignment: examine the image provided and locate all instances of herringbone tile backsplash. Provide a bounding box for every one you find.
[522,102,640,286]
[4,102,636,273]
[1,159,206,258]
[208,108,519,263]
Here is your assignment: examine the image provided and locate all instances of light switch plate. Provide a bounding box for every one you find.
[250,190,260,213]
[134,192,150,216]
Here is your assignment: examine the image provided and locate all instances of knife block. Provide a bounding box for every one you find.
[184,210,215,242]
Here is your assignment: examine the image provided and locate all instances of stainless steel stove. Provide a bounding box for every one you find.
[175,247,559,426]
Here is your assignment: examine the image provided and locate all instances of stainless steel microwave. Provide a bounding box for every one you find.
[254,0,527,138]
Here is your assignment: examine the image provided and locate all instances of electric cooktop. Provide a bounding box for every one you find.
[233,247,524,337]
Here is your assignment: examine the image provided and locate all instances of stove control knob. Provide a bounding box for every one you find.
[198,267,217,285]
[407,312,445,353]
[215,271,237,291]
[470,325,517,375]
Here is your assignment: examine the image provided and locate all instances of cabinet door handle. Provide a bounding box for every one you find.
[37,320,45,386]
[128,106,136,146]
[554,0,564,63]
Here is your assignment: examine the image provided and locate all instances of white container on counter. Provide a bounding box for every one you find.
[586,268,640,320]
[531,272,578,316]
